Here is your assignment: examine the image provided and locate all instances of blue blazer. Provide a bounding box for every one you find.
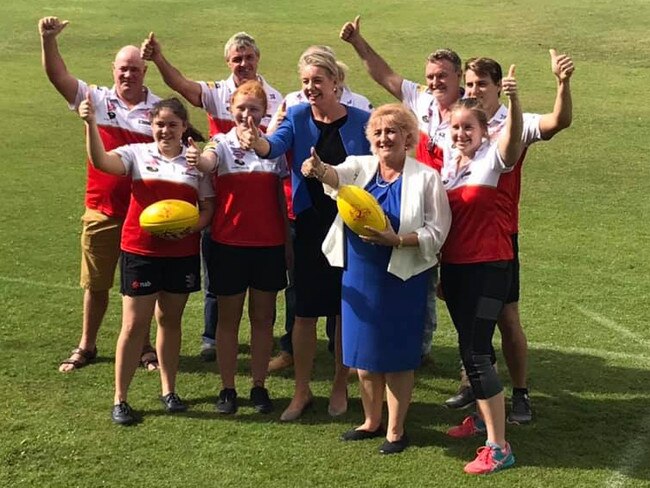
[265,103,371,215]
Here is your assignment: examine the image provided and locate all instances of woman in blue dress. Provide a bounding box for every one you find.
[302,104,451,454]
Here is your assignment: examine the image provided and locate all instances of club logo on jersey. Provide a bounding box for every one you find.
[107,111,117,120]
[234,159,246,166]
[231,147,246,160]
[422,115,430,123]
[145,166,159,173]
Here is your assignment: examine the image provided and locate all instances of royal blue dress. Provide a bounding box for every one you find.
[341,172,429,372]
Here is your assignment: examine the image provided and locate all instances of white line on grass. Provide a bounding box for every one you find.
[0,275,78,291]
[605,411,650,487]
[574,304,650,349]
[528,341,650,366]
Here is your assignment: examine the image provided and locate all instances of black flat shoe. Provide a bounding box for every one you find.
[111,401,136,426]
[160,392,188,413]
[341,426,386,441]
[379,433,409,454]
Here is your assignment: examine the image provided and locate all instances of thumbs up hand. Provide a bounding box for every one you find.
[301,146,325,178]
[38,17,69,38]
[141,32,161,61]
[340,15,361,44]
[238,115,260,150]
[185,137,201,167]
[550,48,575,81]
[502,64,518,100]
[78,92,95,122]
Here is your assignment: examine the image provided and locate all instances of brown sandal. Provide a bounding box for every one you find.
[59,347,97,372]
[140,345,159,371]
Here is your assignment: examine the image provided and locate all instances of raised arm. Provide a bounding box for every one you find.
[538,48,574,140]
[301,147,340,188]
[141,32,203,107]
[340,15,404,100]
[497,65,524,167]
[39,17,79,104]
[78,94,127,175]
[186,137,219,173]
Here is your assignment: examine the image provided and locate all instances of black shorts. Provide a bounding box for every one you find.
[206,240,287,296]
[505,233,520,304]
[120,251,201,296]
[293,208,342,318]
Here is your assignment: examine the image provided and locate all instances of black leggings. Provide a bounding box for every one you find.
[441,261,513,400]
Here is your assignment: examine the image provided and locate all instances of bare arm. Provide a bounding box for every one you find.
[39,17,79,104]
[340,15,404,100]
[141,32,203,107]
[301,147,340,188]
[194,197,214,232]
[497,65,524,167]
[78,95,127,175]
[538,49,574,140]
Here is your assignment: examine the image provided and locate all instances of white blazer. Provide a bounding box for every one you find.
[321,155,452,281]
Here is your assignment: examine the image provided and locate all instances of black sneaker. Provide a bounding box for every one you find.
[111,401,135,425]
[250,386,274,414]
[160,392,188,413]
[215,388,238,414]
[508,391,532,424]
[444,385,476,409]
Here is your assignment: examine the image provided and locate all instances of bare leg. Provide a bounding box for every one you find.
[216,293,246,389]
[385,370,415,442]
[329,315,349,415]
[155,292,189,396]
[356,369,384,430]
[114,294,157,403]
[248,289,276,387]
[281,316,317,418]
[497,302,528,389]
[477,392,507,447]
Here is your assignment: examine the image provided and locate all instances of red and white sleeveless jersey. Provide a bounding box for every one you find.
[401,79,449,172]
[70,81,161,218]
[205,128,288,247]
[487,104,542,234]
[440,142,514,264]
[113,143,214,257]
[269,87,373,221]
[198,74,282,137]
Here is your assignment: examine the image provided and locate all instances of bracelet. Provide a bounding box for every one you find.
[396,235,404,249]
[316,164,328,181]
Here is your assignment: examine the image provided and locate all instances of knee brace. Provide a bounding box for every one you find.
[464,353,502,400]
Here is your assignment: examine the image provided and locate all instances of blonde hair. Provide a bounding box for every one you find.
[366,103,419,151]
[297,47,339,81]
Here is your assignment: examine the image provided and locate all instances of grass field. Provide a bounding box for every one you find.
[1,0,649,486]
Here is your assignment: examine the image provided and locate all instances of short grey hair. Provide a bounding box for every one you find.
[224,32,259,59]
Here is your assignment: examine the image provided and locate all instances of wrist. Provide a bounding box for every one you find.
[394,235,403,248]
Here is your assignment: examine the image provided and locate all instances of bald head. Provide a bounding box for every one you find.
[112,45,147,105]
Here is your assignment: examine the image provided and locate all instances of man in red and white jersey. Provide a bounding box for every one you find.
[446,53,574,422]
[141,31,282,359]
[39,16,161,373]
[340,15,462,173]
[340,15,461,362]
[141,32,282,136]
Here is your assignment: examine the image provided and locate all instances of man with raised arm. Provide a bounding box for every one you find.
[39,16,159,373]
[340,15,463,362]
[141,32,282,361]
[446,52,574,424]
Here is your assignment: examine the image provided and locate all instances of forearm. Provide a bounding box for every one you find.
[41,36,77,104]
[194,198,214,232]
[349,36,403,100]
[317,163,340,189]
[152,53,202,107]
[540,79,573,139]
[499,97,524,166]
[85,121,125,174]
[252,137,271,158]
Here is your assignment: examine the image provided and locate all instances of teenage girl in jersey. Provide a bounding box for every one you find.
[79,96,214,425]
[439,66,523,474]
[187,80,291,415]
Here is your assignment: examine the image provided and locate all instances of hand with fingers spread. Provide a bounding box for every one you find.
[141,32,161,61]
[550,48,575,82]
[78,92,95,122]
[238,115,261,150]
[501,64,518,100]
[340,15,362,44]
[301,147,325,178]
[38,17,69,38]
[360,215,400,247]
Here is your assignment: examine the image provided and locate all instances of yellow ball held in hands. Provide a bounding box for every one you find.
[139,199,199,236]
[336,185,386,237]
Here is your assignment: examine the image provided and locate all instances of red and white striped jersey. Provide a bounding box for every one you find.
[70,80,161,218]
[113,142,214,257]
[205,128,288,247]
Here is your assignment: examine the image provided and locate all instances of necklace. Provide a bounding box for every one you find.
[375,170,400,188]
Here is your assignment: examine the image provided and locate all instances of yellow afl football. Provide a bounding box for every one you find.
[336,185,387,236]
[139,199,199,236]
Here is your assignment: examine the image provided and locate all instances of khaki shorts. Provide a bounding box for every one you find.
[80,207,123,291]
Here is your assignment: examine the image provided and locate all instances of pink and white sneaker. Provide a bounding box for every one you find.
[464,441,515,475]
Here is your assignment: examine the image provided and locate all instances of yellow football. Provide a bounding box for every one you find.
[336,185,386,236]
[139,199,199,236]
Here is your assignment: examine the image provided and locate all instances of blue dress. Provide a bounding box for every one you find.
[341,172,429,372]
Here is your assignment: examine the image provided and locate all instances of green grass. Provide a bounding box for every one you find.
[2,0,650,486]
